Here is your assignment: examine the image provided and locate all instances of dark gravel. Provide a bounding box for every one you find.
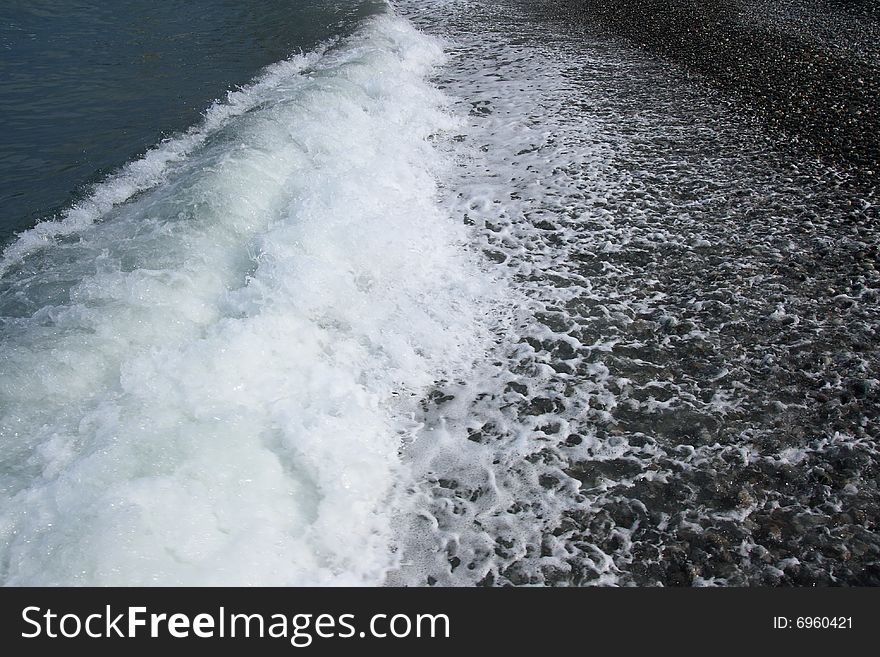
[545,0,880,173]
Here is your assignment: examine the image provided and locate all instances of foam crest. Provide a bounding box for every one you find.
[0,48,327,277]
[0,11,492,585]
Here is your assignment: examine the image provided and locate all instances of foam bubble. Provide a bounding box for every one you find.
[0,10,493,585]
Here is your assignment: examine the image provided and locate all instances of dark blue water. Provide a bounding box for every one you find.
[0,0,372,244]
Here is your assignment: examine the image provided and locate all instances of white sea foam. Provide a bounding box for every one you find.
[0,9,494,585]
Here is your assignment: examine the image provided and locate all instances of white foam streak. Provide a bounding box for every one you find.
[0,12,491,585]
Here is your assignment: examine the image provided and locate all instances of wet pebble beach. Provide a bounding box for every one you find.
[393,0,880,586]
